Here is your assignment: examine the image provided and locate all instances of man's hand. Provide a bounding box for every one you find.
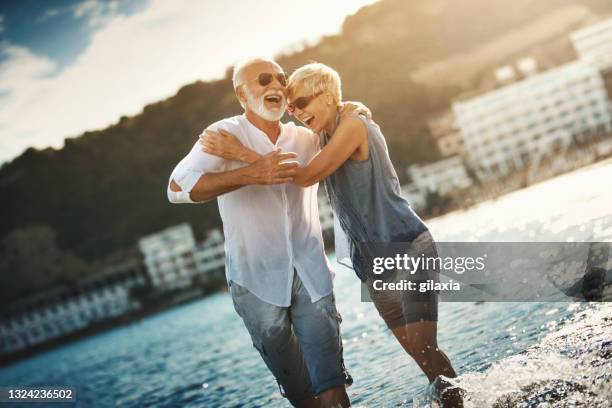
[340,101,372,121]
[247,150,299,185]
[200,129,258,163]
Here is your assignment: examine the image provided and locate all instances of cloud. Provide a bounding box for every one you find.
[0,45,57,92]
[0,0,375,163]
[37,0,119,26]
[0,45,59,159]
[37,8,62,23]
[73,0,120,27]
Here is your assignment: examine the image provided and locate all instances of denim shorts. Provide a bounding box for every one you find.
[230,271,351,407]
[365,230,440,328]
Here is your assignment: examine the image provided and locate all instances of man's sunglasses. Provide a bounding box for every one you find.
[287,91,324,115]
[253,72,288,87]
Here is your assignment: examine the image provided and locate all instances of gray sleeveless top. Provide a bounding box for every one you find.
[321,114,428,281]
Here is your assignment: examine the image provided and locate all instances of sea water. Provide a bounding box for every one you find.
[1,160,611,407]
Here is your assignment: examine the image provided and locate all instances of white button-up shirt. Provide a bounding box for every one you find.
[168,115,334,306]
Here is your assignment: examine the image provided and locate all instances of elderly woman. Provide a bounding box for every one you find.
[202,63,462,406]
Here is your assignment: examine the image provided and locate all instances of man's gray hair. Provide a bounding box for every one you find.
[232,58,281,90]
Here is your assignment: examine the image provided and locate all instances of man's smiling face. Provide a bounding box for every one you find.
[238,60,287,122]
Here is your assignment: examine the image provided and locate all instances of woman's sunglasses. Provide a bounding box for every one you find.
[254,72,288,87]
[287,91,324,115]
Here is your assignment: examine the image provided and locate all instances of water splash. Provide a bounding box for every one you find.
[411,304,611,407]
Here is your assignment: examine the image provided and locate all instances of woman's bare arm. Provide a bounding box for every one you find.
[199,129,262,164]
[293,116,367,187]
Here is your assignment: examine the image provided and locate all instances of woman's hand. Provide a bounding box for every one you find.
[339,101,372,121]
[199,129,260,163]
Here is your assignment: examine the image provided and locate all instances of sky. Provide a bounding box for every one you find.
[0,0,377,163]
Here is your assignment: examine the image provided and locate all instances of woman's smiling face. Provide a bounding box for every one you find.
[288,84,335,134]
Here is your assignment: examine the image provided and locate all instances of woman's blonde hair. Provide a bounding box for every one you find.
[287,63,342,105]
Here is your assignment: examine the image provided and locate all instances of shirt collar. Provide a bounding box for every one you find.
[242,114,285,146]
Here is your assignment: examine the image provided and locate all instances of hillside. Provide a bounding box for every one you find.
[2,0,612,302]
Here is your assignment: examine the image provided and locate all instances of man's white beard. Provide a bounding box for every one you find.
[244,88,286,122]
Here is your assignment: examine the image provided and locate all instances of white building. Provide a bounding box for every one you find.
[453,61,612,181]
[139,223,197,291]
[0,260,145,356]
[406,156,473,196]
[193,229,225,279]
[400,183,427,210]
[427,111,465,157]
[571,18,612,71]
[517,57,538,77]
[495,65,516,83]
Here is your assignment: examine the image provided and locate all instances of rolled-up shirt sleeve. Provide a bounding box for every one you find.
[167,128,229,204]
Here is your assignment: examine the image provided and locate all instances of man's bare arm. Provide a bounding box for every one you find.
[169,151,298,203]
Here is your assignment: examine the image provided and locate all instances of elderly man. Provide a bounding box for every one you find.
[167,58,351,408]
